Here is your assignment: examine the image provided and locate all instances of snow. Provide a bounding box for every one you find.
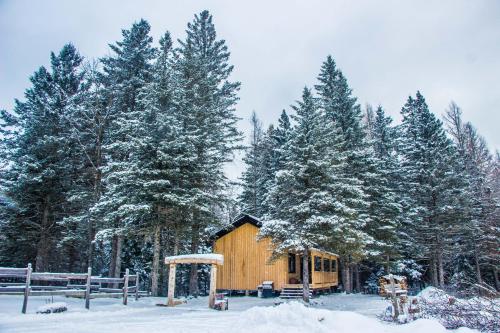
[36,302,68,314]
[0,293,478,333]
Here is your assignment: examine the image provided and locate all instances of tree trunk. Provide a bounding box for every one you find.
[430,256,438,287]
[437,250,445,288]
[493,267,499,291]
[87,166,101,269]
[341,258,351,293]
[114,235,123,278]
[109,235,117,277]
[151,225,162,296]
[302,248,310,303]
[189,223,200,297]
[474,249,483,285]
[354,263,361,293]
[35,195,51,272]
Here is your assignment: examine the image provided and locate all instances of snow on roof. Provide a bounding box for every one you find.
[165,253,223,261]
[165,253,224,265]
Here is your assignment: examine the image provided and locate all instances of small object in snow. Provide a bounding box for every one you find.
[156,298,185,307]
[213,293,228,310]
[36,302,68,314]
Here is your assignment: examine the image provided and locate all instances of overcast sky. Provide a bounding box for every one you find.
[1,0,499,178]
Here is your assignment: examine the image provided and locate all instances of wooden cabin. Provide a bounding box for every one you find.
[212,214,339,292]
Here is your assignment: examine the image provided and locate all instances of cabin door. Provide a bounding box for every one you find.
[299,256,312,284]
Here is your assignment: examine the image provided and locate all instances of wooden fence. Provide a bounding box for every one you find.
[0,264,148,313]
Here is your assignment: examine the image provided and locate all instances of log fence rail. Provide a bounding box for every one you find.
[0,264,148,313]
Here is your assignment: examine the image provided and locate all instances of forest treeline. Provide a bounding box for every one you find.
[0,10,498,297]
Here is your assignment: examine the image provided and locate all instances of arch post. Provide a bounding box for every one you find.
[167,263,177,306]
[208,264,217,308]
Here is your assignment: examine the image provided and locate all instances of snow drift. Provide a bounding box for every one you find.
[235,301,477,333]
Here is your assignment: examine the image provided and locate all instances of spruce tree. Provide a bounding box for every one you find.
[93,19,156,278]
[261,87,367,300]
[399,92,467,287]
[239,112,265,216]
[0,44,84,271]
[364,106,402,270]
[175,10,242,295]
[314,55,374,292]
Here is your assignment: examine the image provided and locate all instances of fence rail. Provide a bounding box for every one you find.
[0,264,148,313]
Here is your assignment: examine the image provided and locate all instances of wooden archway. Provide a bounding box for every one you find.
[164,254,224,308]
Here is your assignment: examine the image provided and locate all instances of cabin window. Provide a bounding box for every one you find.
[288,253,296,273]
[314,256,322,271]
[331,258,337,272]
[323,258,331,272]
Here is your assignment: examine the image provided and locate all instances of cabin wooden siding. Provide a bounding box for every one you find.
[310,249,339,289]
[213,222,288,290]
[213,221,339,291]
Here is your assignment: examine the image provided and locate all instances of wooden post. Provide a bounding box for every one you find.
[208,264,217,309]
[167,264,176,306]
[135,273,139,301]
[123,268,129,305]
[85,267,92,309]
[389,274,399,320]
[22,263,32,314]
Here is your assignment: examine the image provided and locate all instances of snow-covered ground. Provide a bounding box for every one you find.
[0,293,477,333]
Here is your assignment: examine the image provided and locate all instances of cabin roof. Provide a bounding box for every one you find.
[213,214,339,257]
[213,213,262,239]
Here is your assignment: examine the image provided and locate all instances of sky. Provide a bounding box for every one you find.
[1,0,499,179]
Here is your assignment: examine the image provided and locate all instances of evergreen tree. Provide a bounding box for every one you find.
[174,10,242,295]
[0,44,84,271]
[314,55,375,292]
[444,102,499,291]
[239,112,265,216]
[399,92,467,287]
[364,106,402,270]
[93,19,156,278]
[261,87,367,301]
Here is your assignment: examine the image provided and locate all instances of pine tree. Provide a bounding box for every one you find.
[364,106,402,270]
[0,44,84,271]
[399,92,467,287]
[444,102,499,291]
[239,112,265,216]
[174,10,242,295]
[261,87,367,300]
[133,31,192,296]
[314,55,374,292]
[93,19,156,278]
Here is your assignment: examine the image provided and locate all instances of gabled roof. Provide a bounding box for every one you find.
[213,213,263,240]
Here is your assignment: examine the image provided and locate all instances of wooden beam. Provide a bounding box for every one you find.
[164,254,223,266]
[22,263,31,314]
[208,264,217,308]
[31,272,88,281]
[90,277,124,284]
[164,258,223,265]
[0,268,28,275]
[167,264,176,306]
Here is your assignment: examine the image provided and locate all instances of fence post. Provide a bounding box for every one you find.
[85,267,92,309]
[135,273,139,301]
[123,268,129,305]
[389,274,399,320]
[22,263,32,314]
